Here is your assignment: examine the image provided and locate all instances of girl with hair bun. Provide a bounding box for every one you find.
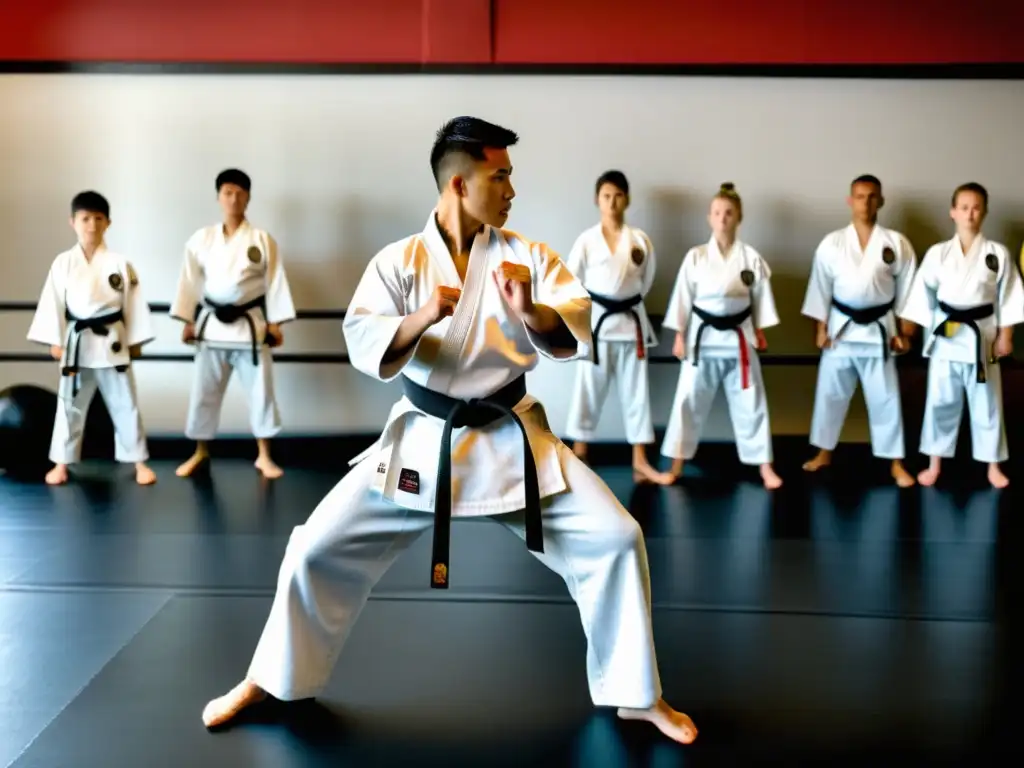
[659,183,783,489]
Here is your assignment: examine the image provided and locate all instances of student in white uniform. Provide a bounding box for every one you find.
[660,183,782,489]
[26,191,156,486]
[200,117,697,746]
[171,169,296,480]
[899,182,1023,489]
[564,170,672,485]
[801,175,918,487]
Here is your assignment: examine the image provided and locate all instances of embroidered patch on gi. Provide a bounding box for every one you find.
[247,245,261,264]
[376,462,387,474]
[108,273,123,291]
[398,468,420,494]
[432,563,448,586]
[111,342,122,353]
[882,247,895,264]
[740,269,754,286]
[630,247,645,265]
[985,253,998,272]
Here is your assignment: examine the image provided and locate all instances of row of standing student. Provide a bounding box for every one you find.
[22,169,1023,491]
[566,172,1022,490]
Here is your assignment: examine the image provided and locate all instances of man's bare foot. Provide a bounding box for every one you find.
[988,463,1010,489]
[632,461,676,486]
[135,462,157,485]
[176,450,209,477]
[802,449,831,472]
[617,698,698,745]
[45,464,69,485]
[760,463,783,489]
[890,460,915,487]
[202,679,268,729]
[917,468,939,486]
[572,441,588,463]
[255,456,284,479]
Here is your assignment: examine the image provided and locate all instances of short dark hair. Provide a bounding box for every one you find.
[952,182,988,209]
[70,191,110,218]
[430,116,519,191]
[216,168,251,192]
[596,170,629,196]
[851,174,882,192]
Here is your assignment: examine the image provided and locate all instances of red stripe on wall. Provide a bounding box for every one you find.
[0,0,1019,66]
[493,0,1024,65]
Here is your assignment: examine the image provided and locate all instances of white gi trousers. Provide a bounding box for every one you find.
[185,345,281,440]
[246,441,662,709]
[808,350,904,459]
[565,341,654,445]
[661,355,773,465]
[49,367,148,464]
[919,359,1006,463]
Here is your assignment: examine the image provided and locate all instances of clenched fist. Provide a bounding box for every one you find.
[492,261,533,318]
[424,285,462,325]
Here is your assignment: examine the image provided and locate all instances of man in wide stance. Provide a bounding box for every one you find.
[201,116,697,746]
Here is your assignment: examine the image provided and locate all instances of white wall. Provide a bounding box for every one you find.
[1,74,1023,440]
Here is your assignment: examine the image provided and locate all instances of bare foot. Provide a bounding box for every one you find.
[572,441,588,463]
[255,456,284,479]
[917,467,940,486]
[632,462,676,486]
[176,451,209,477]
[45,464,69,485]
[890,460,915,488]
[802,450,831,472]
[988,463,1009,489]
[202,679,268,729]
[135,463,157,485]
[760,463,783,489]
[617,698,698,745]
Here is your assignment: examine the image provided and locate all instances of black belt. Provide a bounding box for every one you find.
[691,305,752,365]
[62,309,127,397]
[934,301,996,383]
[401,374,543,589]
[832,298,895,360]
[589,291,645,365]
[194,295,267,366]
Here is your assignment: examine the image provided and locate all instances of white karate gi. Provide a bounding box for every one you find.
[660,238,779,465]
[170,221,296,440]
[26,243,153,465]
[245,213,662,710]
[564,224,659,445]
[899,235,1024,463]
[801,224,918,459]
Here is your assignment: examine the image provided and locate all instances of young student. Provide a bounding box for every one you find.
[564,170,671,484]
[899,182,1024,488]
[170,169,296,480]
[200,116,697,747]
[26,191,156,486]
[800,175,918,486]
[660,183,782,489]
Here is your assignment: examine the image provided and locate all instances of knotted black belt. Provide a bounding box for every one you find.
[934,301,995,383]
[194,295,267,365]
[589,291,645,365]
[831,298,895,360]
[401,374,543,589]
[62,309,127,397]
[691,305,754,388]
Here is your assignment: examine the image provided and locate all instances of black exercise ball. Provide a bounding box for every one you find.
[0,384,58,481]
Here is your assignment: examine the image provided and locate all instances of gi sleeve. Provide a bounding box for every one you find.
[749,250,781,330]
[170,240,204,324]
[122,262,155,347]
[995,244,1024,328]
[897,246,940,328]
[26,259,67,347]
[263,234,297,325]
[523,242,593,361]
[800,239,835,322]
[343,245,421,382]
[662,249,696,333]
[639,232,657,298]
[892,234,919,316]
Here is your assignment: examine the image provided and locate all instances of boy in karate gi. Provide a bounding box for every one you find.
[564,170,672,485]
[801,175,918,486]
[660,183,782,489]
[900,182,1023,488]
[171,169,296,480]
[201,117,697,746]
[27,191,156,486]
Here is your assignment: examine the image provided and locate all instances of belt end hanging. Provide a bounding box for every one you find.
[430,560,449,589]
